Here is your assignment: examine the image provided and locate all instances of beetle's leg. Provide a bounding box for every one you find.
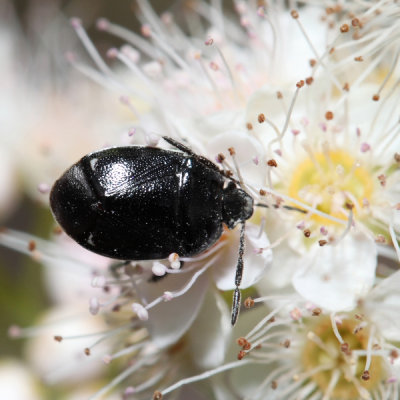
[162,136,196,155]
[282,205,307,213]
[163,136,243,185]
[109,260,131,277]
[231,221,246,326]
[163,136,226,173]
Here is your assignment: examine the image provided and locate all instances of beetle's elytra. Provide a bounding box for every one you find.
[50,137,254,324]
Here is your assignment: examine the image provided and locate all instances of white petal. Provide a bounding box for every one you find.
[143,270,209,349]
[43,235,110,305]
[207,130,266,187]
[0,360,41,400]
[187,110,245,141]
[187,289,231,369]
[258,243,303,290]
[213,304,271,400]
[255,216,308,291]
[366,270,400,341]
[245,86,290,141]
[25,304,108,385]
[212,223,272,291]
[292,232,377,311]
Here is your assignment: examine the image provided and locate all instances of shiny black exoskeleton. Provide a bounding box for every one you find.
[50,137,254,261]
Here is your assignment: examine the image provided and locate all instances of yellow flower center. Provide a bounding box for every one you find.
[301,316,384,399]
[288,150,374,225]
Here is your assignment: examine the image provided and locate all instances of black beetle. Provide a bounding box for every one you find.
[50,137,254,324]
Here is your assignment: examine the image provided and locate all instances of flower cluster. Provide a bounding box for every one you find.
[1,1,400,399]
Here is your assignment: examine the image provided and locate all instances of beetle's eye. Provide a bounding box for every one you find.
[224,181,237,190]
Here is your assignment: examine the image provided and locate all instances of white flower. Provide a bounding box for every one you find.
[253,78,399,311]
[68,1,399,396]
[248,8,400,311]
[159,273,400,400]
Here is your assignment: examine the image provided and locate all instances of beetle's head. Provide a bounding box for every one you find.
[222,182,254,229]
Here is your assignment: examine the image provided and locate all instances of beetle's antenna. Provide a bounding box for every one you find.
[231,221,246,326]
[255,202,307,214]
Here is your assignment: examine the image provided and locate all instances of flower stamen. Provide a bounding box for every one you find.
[158,359,253,398]
[143,256,217,312]
[70,18,113,77]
